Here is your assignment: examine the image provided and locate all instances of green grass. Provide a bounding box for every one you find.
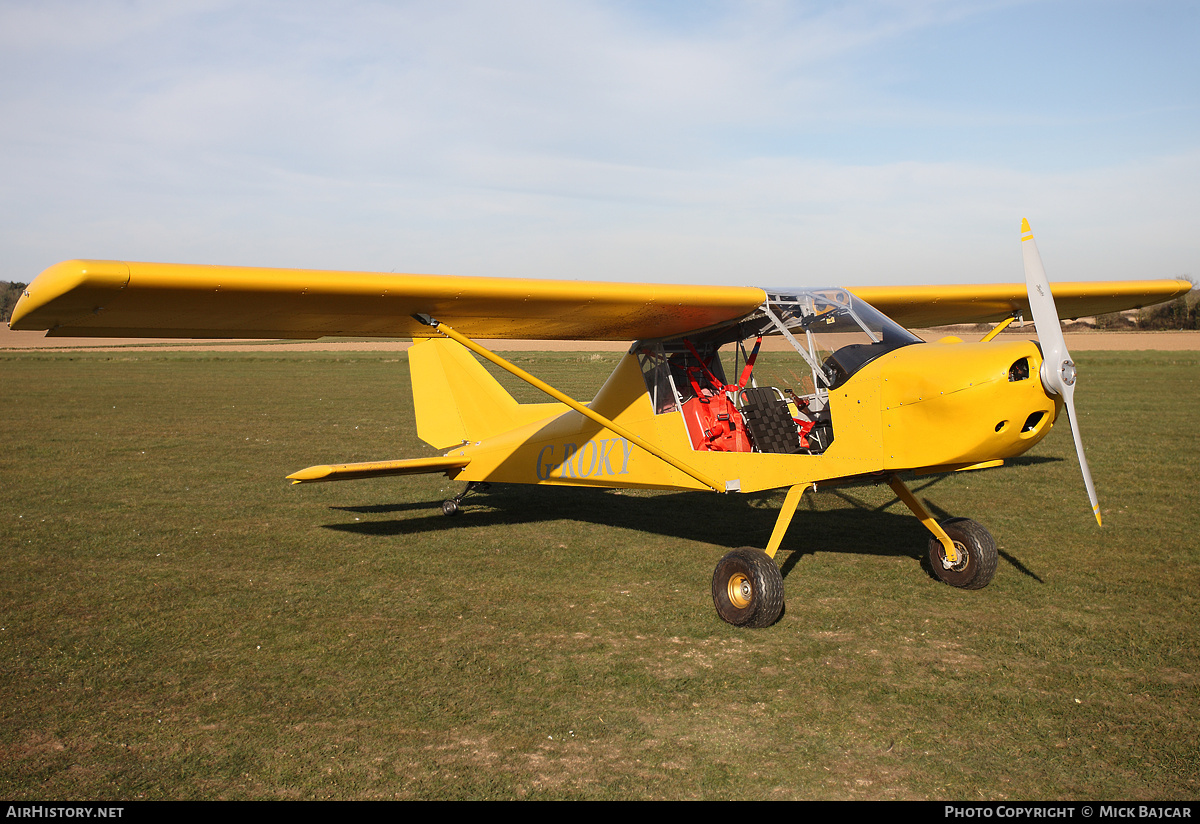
[1,349,1197,800]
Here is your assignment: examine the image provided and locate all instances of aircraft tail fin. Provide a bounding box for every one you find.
[409,337,565,449]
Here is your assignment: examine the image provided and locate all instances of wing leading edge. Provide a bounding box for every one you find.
[10,258,1190,341]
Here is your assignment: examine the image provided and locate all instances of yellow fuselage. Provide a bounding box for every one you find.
[437,338,1058,494]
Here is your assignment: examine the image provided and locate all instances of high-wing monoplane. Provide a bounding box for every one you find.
[10,220,1190,626]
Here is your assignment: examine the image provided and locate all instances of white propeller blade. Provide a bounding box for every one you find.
[1022,218,1101,526]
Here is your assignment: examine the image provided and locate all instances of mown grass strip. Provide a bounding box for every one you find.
[1,350,1196,799]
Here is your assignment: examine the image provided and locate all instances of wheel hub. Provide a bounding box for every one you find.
[727,573,753,609]
[941,540,969,572]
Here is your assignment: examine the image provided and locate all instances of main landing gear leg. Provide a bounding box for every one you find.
[888,475,998,590]
[441,481,491,516]
[711,483,806,628]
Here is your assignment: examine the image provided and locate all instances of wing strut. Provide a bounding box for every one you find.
[414,315,725,493]
[979,311,1021,343]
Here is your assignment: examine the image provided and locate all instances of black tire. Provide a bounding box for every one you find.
[928,518,997,590]
[712,547,785,627]
[441,499,460,517]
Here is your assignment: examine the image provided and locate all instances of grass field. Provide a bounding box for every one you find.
[1,348,1197,800]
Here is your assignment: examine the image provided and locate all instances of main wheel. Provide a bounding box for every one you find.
[928,518,997,590]
[712,548,785,627]
[441,499,460,516]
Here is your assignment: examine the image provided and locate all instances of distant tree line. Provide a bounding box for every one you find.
[1092,276,1199,331]
[1,281,28,323]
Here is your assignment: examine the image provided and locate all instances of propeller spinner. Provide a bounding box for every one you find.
[1021,218,1102,526]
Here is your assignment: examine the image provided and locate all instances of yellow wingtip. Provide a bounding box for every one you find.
[1020,217,1031,234]
[1094,505,1102,527]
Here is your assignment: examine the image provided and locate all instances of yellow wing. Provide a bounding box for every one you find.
[9,258,1190,339]
[850,280,1191,328]
[8,259,765,341]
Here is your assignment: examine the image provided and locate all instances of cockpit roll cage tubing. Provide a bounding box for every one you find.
[760,300,833,390]
[758,289,923,392]
[635,289,918,400]
[413,314,725,493]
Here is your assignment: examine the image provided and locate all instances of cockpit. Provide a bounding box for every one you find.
[635,288,922,455]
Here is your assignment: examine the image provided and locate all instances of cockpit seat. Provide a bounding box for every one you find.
[739,387,803,454]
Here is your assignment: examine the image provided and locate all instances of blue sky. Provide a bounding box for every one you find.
[2,0,1196,287]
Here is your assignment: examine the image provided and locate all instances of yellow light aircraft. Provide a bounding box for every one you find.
[9,221,1190,627]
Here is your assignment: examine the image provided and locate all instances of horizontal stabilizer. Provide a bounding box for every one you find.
[287,455,470,484]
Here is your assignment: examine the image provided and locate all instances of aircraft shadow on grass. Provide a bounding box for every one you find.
[321,462,1057,584]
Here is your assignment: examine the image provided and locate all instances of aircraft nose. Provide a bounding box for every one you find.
[879,340,1058,471]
